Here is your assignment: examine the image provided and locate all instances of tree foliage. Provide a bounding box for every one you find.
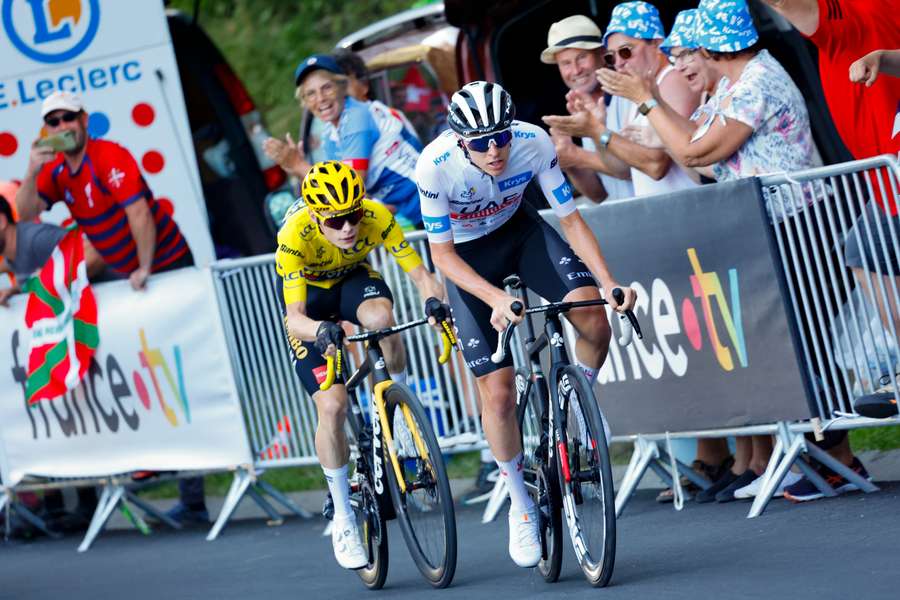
[168,0,414,134]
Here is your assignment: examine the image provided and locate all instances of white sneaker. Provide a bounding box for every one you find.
[331,516,368,570]
[734,471,804,499]
[508,505,541,568]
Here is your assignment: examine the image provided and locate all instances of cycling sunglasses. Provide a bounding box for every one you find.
[463,129,513,153]
[603,46,633,66]
[320,207,364,229]
[44,111,81,127]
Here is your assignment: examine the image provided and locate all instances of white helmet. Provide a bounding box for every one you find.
[447,81,515,137]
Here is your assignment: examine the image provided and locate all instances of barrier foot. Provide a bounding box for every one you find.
[10,501,62,540]
[254,480,312,519]
[78,483,125,552]
[247,485,284,526]
[656,449,712,490]
[805,442,879,493]
[747,435,799,518]
[206,469,253,541]
[124,490,182,530]
[480,477,509,524]
[615,437,657,518]
[647,459,674,488]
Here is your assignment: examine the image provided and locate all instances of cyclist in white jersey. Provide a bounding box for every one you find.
[415,81,636,569]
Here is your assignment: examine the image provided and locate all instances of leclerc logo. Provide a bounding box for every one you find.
[2,0,101,64]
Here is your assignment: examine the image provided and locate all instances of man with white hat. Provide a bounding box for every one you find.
[540,15,634,203]
[545,2,701,198]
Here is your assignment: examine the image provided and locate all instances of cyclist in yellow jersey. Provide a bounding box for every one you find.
[275,161,446,571]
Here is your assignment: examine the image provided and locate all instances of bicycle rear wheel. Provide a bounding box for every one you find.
[555,366,616,587]
[516,369,562,583]
[383,383,457,588]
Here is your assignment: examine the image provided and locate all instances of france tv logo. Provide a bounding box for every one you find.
[2,0,101,63]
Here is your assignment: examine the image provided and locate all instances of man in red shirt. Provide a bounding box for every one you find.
[15,91,207,525]
[16,91,192,290]
[761,0,899,501]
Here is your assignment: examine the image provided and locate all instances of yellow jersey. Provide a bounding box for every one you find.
[275,199,423,305]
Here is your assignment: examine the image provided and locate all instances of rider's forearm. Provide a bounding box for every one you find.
[431,245,505,307]
[561,214,616,291]
[407,265,445,302]
[286,301,320,342]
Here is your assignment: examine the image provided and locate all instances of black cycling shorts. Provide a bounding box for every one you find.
[277,264,393,395]
[447,206,597,377]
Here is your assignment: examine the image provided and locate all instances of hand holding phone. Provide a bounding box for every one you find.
[36,130,76,152]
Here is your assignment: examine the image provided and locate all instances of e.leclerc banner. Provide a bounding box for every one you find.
[0,268,251,486]
[544,178,812,435]
[0,0,214,264]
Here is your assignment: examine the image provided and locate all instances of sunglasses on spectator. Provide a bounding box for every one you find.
[463,129,513,153]
[603,46,633,66]
[44,111,80,127]
[319,207,364,229]
[667,49,697,66]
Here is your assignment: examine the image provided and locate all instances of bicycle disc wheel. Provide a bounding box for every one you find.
[353,480,389,589]
[516,369,562,583]
[555,366,616,587]
[383,383,457,588]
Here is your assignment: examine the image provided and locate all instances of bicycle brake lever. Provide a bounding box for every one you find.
[491,301,523,363]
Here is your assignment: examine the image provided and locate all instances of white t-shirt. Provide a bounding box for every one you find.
[415,120,577,244]
[581,94,635,201]
[627,66,698,197]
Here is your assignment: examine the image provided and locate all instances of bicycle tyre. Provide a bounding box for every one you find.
[354,479,389,589]
[383,383,457,588]
[515,369,563,583]
[555,366,616,587]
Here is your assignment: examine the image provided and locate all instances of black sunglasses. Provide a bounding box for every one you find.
[44,111,80,127]
[463,129,513,153]
[320,207,364,230]
[603,46,633,66]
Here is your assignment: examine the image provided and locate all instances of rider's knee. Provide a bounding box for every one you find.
[480,379,516,420]
[314,391,347,426]
[357,299,394,330]
[572,306,611,345]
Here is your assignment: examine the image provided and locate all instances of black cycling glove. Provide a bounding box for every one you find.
[314,321,345,355]
[424,297,451,322]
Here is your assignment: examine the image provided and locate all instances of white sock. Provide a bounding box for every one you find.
[480,447,495,463]
[323,464,353,521]
[497,453,534,512]
[575,359,611,442]
[575,359,599,386]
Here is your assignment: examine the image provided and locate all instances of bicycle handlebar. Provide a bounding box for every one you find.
[490,288,642,364]
[318,315,457,391]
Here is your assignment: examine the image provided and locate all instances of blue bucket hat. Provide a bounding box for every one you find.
[294,53,344,86]
[603,2,665,45]
[695,0,759,53]
[660,9,698,53]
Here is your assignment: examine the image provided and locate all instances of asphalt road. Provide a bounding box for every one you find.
[4,483,900,600]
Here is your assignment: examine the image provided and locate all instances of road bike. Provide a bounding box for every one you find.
[492,275,641,587]
[320,315,458,589]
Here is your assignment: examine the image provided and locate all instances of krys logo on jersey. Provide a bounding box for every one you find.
[0,0,143,112]
[7,325,193,441]
[599,247,748,384]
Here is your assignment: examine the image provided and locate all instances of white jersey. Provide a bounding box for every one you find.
[415,121,578,244]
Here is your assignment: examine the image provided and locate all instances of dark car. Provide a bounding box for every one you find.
[166,9,289,258]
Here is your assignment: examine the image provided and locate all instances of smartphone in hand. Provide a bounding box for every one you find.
[36,130,76,152]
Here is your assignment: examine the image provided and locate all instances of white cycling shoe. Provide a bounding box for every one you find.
[508,505,542,568]
[331,516,368,570]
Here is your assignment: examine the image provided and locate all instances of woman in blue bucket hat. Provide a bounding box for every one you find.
[599,0,819,502]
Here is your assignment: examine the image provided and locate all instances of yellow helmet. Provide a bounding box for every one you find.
[301,161,365,215]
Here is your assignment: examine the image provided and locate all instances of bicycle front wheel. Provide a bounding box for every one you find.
[383,383,457,588]
[556,366,616,587]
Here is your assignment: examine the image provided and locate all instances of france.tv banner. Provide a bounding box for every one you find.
[547,178,812,436]
[0,0,213,264]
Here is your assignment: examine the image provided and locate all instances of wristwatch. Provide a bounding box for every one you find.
[638,98,658,116]
[598,131,612,149]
